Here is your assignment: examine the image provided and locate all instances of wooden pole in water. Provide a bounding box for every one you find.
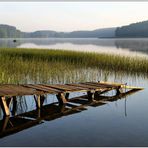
[87,91,95,101]
[116,86,123,95]
[0,97,11,116]
[34,95,41,109]
[56,93,67,105]
[65,93,69,100]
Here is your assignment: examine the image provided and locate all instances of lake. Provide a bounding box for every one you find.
[0,38,148,146]
[1,38,148,57]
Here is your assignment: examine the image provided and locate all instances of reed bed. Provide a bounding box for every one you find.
[0,48,147,84]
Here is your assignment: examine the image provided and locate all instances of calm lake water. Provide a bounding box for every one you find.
[1,38,148,57]
[0,38,148,146]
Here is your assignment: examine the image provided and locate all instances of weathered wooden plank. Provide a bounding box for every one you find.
[67,83,104,90]
[42,84,73,91]
[82,82,115,88]
[120,85,144,90]
[0,90,18,97]
[0,85,37,96]
[35,84,61,93]
[67,84,110,94]
[99,81,125,87]
[64,84,90,91]
[51,84,82,91]
[23,84,55,94]
[66,84,92,90]
[83,82,121,89]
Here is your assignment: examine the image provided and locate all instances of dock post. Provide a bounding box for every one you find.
[94,91,101,98]
[40,95,45,106]
[34,95,41,109]
[87,91,95,101]
[56,93,68,105]
[116,86,123,95]
[65,93,69,100]
[0,97,12,116]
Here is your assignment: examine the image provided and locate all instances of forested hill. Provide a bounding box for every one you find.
[115,20,148,37]
[0,24,22,38]
[0,24,116,38]
[1,20,148,38]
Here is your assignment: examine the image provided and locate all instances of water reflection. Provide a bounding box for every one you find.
[1,38,148,57]
[0,88,140,138]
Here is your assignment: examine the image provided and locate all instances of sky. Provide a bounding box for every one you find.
[0,2,148,32]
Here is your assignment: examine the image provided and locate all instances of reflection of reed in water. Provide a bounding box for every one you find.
[16,96,28,115]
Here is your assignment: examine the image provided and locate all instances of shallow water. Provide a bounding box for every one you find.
[0,72,147,146]
[0,38,148,146]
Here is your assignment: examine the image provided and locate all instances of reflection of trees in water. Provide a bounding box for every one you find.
[115,39,148,54]
[1,39,148,55]
[0,38,116,48]
[0,40,20,48]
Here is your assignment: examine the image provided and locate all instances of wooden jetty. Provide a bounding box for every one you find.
[0,88,142,138]
[0,81,143,116]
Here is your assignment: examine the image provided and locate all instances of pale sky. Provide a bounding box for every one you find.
[0,2,148,32]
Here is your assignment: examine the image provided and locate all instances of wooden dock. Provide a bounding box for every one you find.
[0,88,142,138]
[0,81,143,116]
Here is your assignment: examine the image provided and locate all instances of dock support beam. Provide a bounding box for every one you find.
[34,95,41,109]
[116,86,123,95]
[94,91,101,99]
[34,95,45,109]
[56,93,68,105]
[87,91,95,101]
[65,93,69,100]
[0,97,12,116]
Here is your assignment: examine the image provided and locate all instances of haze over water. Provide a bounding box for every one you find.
[1,38,148,58]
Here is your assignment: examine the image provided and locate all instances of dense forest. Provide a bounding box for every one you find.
[115,20,148,37]
[0,24,115,38]
[0,25,22,38]
[1,20,148,38]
